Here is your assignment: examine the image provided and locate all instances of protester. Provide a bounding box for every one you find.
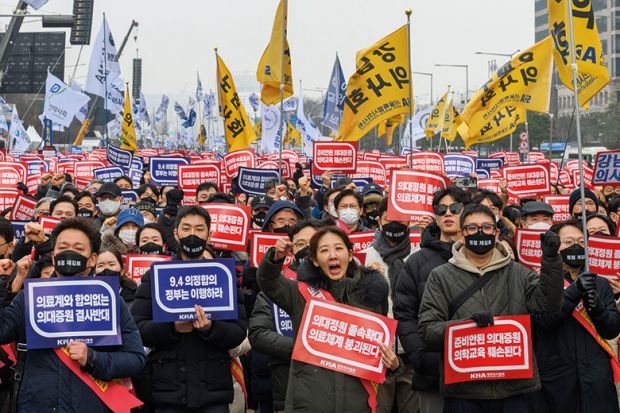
[96,248,138,304]
[75,191,97,218]
[333,189,369,233]
[113,175,133,190]
[361,183,384,230]
[136,183,160,204]
[586,213,616,236]
[569,188,599,218]
[34,197,53,219]
[95,182,123,230]
[250,195,274,229]
[49,195,78,219]
[520,201,555,230]
[101,207,144,254]
[136,223,168,255]
[135,200,158,224]
[196,182,218,203]
[261,200,304,233]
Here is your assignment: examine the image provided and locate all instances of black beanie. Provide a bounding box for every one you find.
[569,188,598,214]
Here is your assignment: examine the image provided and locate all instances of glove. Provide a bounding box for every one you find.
[471,312,494,328]
[576,271,599,310]
[540,231,561,257]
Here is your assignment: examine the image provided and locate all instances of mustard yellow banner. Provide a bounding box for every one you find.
[257,0,293,105]
[120,85,138,153]
[441,98,462,142]
[458,106,525,149]
[338,25,411,142]
[548,0,609,108]
[425,91,448,139]
[217,53,258,152]
[461,36,552,136]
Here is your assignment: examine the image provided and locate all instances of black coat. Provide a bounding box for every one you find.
[131,268,248,410]
[529,275,620,413]
[392,222,453,390]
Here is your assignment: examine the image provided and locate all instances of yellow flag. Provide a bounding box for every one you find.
[548,0,609,108]
[198,124,206,146]
[120,85,138,153]
[378,114,404,146]
[257,0,293,105]
[286,121,302,147]
[216,53,258,152]
[458,106,525,149]
[461,36,553,136]
[425,91,448,138]
[441,98,462,142]
[338,25,411,142]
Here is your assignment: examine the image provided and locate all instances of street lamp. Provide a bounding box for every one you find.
[434,64,469,101]
[475,50,520,58]
[412,71,433,104]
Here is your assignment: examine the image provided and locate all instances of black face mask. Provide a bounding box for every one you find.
[294,246,309,262]
[96,268,120,278]
[54,250,89,276]
[464,232,496,255]
[77,208,94,219]
[179,235,206,259]
[561,244,586,268]
[592,231,610,237]
[382,221,410,243]
[253,211,266,228]
[140,242,164,255]
[273,225,292,235]
[365,210,379,226]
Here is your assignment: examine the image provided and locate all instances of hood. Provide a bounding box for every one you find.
[262,200,304,231]
[420,222,453,260]
[101,231,130,254]
[449,241,512,276]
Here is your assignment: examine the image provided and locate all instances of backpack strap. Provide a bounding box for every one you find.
[448,266,499,319]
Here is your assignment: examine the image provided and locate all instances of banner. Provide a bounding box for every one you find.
[250,232,293,268]
[107,144,133,170]
[387,170,450,221]
[515,229,545,270]
[150,259,238,322]
[593,149,620,186]
[202,204,251,251]
[312,141,357,174]
[238,167,279,196]
[149,157,190,186]
[587,235,620,278]
[24,276,121,349]
[93,166,124,183]
[338,25,411,142]
[291,298,397,383]
[444,154,476,177]
[10,194,37,221]
[543,195,571,222]
[444,315,533,384]
[504,164,550,196]
[125,254,172,285]
[223,150,255,178]
[178,164,220,190]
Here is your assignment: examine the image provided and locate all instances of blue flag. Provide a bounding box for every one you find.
[182,109,196,128]
[321,55,346,134]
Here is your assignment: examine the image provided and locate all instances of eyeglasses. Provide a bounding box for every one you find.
[293,240,309,250]
[462,223,497,236]
[434,203,463,216]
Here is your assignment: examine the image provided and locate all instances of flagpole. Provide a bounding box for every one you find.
[445,91,454,153]
[277,0,287,180]
[405,9,414,165]
[103,13,109,148]
[438,85,450,153]
[566,0,589,271]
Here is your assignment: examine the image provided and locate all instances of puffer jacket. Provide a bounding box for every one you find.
[418,241,564,400]
[392,222,453,390]
[257,247,389,413]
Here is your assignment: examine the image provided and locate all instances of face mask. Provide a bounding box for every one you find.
[273,225,292,235]
[328,204,338,219]
[464,232,496,255]
[383,221,410,243]
[365,210,379,226]
[77,208,93,219]
[253,211,267,228]
[528,222,551,230]
[561,244,585,268]
[118,229,137,247]
[96,268,120,278]
[143,218,154,225]
[140,242,164,255]
[179,235,206,259]
[54,250,89,276]
[294,245,309,262]
[592,231,610,237]
[99,199,120,216]
[339,208,359,226]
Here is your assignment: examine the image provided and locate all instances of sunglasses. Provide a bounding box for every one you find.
[434,203,463,216]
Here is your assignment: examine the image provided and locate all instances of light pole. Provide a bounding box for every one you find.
[435,64,469,101]
[412,71,433,104]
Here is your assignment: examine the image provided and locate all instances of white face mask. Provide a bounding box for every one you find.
[144,218,154,225]
[528,222,551,230]
[118,229,137,247]
[328,204,338,219]
[339,208,359,226]
[99,200,120,216]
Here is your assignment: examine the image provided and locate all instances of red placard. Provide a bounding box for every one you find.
[380,156,408,173]
[0,162,26,182]
[177,164,221,190]
[201,204,251,251]
[515,229,545,270]
[348,231,376,253]
[543,195,571,222]
[407,152,445,174]
[0,189,19,212]
[312,141,358,174]
[444,315,533,384]
[26,174,40,194]
[477,179,501,193]
[224,150,256,178]
[526,152,546,163]
[291,298,397,383]
[410,231,421,250]
[503,164,550,196]
[258,160,291,179]
[125,254,172,285]
[0,166,21,188]
[74,161,105,181]
[281,149,299,164]
[56,160,76,175]
[571,165,594,190]
[10,194,37,221]
[38,215,62,235]
[558,169,573,187]
[250,232,293,268]
[363,152,381,161]
[587,236,620,279]
[387,169,450,221]
[505,152,521,165]
[352,161,386,187]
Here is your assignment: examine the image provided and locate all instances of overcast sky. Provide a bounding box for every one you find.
[1,0,535,106]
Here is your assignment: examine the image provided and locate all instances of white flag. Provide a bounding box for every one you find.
[38,115,65,132]
[24,0,49,10]
[403,106,432,145]
[70,80,89,124]
[9,106,31,154]
[260,103,281,154]
[44,72,90,127]
[85,16,121,98]
[105,77,124,115]
[0,106,8,132]
[295,87,322,156]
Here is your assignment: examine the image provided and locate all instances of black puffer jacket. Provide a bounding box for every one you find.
[131,267,247,410]
[392,222,453,390]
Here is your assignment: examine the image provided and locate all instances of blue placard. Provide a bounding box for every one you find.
[149,157,190,186]
[476,158,504,172]
[121,190,138,208]
[43,118,53,146]
[150,259,238,322]
[352,177,373,191]
[70,146,83,155]
[128,168,143,188]
[237,167,279,196]
[130,156,144,172]
[593,151,620,186]
[11,221,27,240]
[475,168,490,178]
[94,166,124,182]
[445,154,476,177]
[107,144,133,169]
[24,276,121,349]
[272,302,293,337]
